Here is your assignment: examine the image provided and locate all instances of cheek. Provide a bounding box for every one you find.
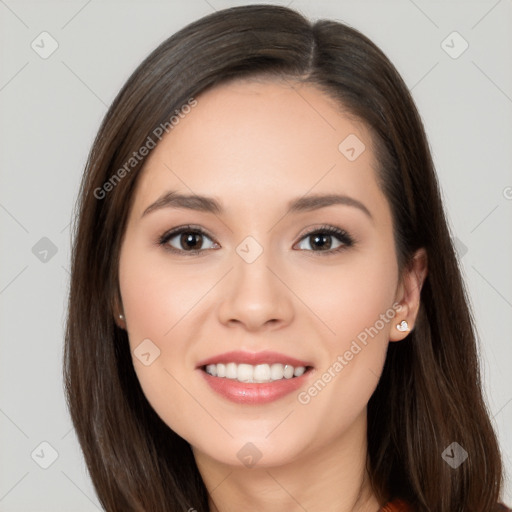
[118,243,210,436]
[119,241,212,346]
[295,249,399,345]
[292,246,398,410]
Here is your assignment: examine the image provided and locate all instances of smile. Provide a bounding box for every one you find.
[204,362,307,383]
[196,350,314,404]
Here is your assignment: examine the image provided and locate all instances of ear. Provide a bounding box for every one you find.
[389,248,428,342]
[112,287,126,330]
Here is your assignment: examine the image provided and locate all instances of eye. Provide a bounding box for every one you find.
[294,225,355,254]
[158,225,218,254]
[157,224,355,256]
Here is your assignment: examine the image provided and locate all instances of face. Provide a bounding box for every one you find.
[118,79,410,469]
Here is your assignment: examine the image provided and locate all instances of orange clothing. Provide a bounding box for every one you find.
[380,498,512,511]
[380,499,411,511]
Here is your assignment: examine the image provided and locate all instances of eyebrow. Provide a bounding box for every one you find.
[141,190,373,221]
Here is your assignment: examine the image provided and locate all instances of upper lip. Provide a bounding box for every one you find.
[196,350,313,369]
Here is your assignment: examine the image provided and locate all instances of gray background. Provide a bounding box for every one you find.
[0,0,511,510]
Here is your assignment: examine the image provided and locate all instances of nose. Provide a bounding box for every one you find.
[217,251,295,332]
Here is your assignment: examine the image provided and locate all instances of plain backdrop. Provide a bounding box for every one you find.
[0,0,511,510]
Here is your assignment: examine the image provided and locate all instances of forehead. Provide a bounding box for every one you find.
[132,78,384,217]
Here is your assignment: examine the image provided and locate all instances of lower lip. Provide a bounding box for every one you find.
[199,368,313,404]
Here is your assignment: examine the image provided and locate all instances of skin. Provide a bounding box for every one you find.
[117,78,427,512]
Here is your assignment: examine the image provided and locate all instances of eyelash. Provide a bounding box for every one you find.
[157,224,355,256]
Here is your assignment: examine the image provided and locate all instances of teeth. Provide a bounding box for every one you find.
[283,364,294,379]
[293,366,305,377]
[206,364,218,377]
[253,364,271,382]
[204,362,307,382]
[270,363,284,381]
[238,364,255,383]
[225,363,237,379]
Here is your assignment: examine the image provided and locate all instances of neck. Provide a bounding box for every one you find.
[193,410,381,512]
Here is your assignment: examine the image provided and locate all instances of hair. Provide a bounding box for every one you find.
[64,4,506,511]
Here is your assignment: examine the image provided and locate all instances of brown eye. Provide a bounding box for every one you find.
[178,232,205,251]
[306,233,334,250]
[159,226,218,254]
[295,226,354,253]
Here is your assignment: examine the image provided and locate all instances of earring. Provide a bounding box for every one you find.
[396,320,410,332]
[119,313,124,321]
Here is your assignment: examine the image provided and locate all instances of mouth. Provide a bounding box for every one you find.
[196,351,315,404]
[200,362,313,383]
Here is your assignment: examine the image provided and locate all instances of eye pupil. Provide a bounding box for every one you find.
[311,234,331,250]
[182,232,202,250]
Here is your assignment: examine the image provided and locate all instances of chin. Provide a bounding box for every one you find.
[191,435,306,470]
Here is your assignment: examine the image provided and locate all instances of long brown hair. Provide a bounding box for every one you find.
[64,5,506,511]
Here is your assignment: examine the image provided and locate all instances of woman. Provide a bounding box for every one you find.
[64,4,510,511]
